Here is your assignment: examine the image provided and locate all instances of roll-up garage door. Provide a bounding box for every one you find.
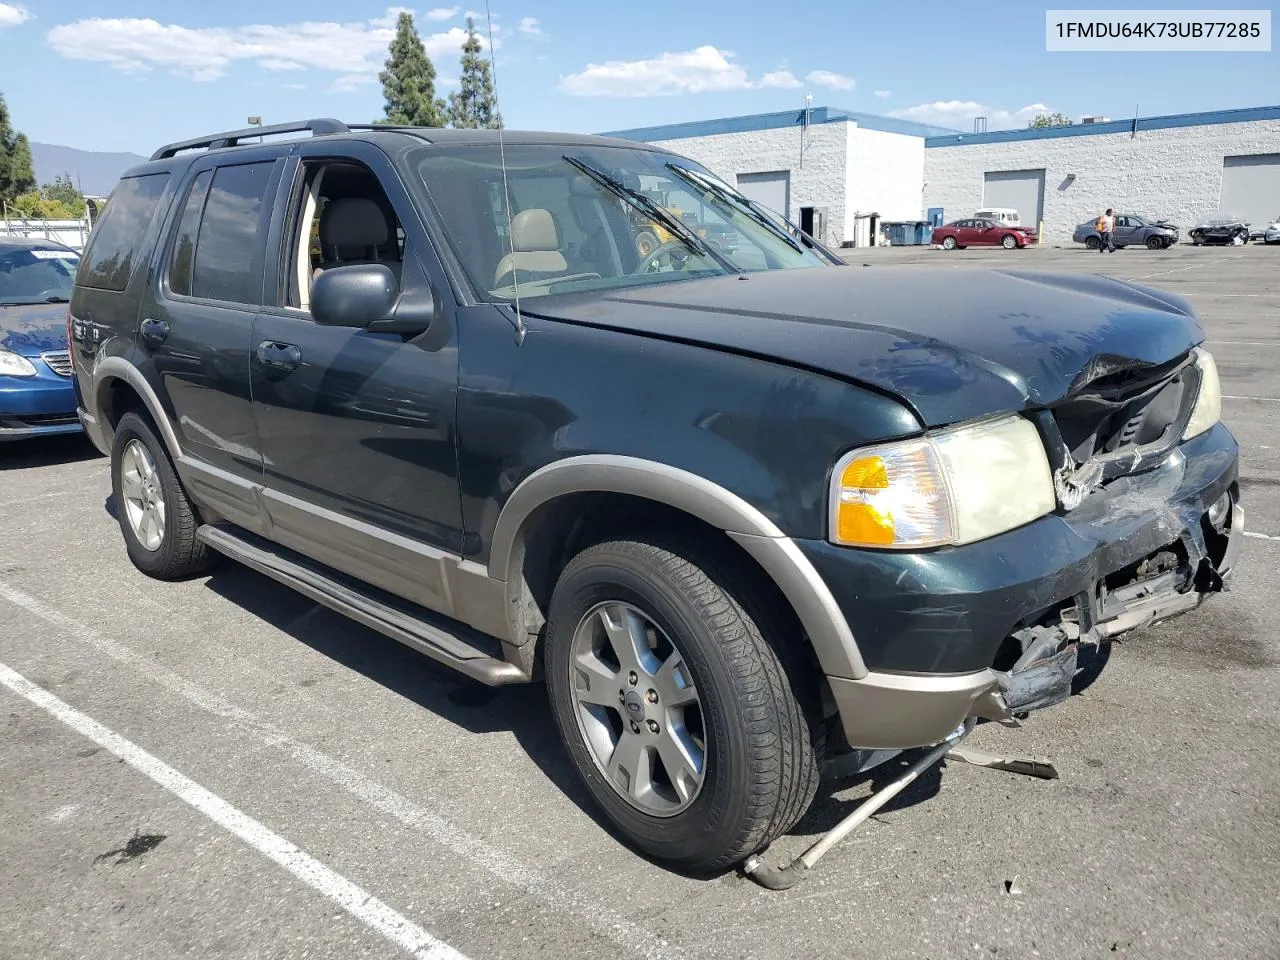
[1220,154,1280,230]
[736,171,791,218]
[982,169,1045,227]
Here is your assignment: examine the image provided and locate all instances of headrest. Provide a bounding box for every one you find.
[319,197,389,249]
[510,208,559,253]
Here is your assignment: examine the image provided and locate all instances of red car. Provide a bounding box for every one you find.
[933,217,1037,250]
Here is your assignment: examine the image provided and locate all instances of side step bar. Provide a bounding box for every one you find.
[197,525,528,686]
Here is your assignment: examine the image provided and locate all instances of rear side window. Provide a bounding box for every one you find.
[78,173,170,291]
[190,162,274,304]
[167,170,212,297]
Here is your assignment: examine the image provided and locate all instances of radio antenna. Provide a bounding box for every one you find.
[484,0,525,345]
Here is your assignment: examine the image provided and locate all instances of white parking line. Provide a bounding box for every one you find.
[0,579,680,960]
[0,660,468,960]
[1224,395,1280,403]
[1131,255,1246,280]
[1244,531,1280,542]
[1212,341,1280,347]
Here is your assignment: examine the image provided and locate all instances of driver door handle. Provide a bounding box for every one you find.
[256,340,302,372]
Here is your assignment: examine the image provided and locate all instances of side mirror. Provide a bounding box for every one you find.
[312,264,398,327]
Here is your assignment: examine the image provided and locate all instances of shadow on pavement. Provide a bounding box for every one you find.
[1,434,100,470]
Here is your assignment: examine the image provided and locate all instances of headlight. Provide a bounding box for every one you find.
[0,349,38,378]
[830,415,1055,549]
[1182,348,1221,440]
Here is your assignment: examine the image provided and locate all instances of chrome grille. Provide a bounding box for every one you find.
[41,350,72,377]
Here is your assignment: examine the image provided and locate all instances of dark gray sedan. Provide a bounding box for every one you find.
[1072,214,1179,250]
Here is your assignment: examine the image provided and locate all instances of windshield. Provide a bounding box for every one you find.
[411,143,827,301]
[0,246,79,305]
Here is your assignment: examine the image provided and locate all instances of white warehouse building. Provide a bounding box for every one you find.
[603,107,955,248]
[924,105,1280,246]
[606,104,1280,248]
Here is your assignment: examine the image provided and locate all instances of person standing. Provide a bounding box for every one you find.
[1095,208,1116,253]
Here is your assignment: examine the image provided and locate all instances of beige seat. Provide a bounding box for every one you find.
[493,208,568,287]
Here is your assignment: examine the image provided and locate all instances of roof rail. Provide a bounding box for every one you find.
[149,118,351,161]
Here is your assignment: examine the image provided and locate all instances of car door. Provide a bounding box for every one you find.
[249,142,463,615]
[1113,216,1136,246]
[138,154,284,532]
[950,219,972,245]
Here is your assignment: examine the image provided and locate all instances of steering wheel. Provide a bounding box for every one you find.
[637,240,695,274]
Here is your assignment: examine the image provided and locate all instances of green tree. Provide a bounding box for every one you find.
[448,17,501,129]
[0,91,36,205]
[378,11,445,127]
[43,172,84,209]
[1028,112,1073,129]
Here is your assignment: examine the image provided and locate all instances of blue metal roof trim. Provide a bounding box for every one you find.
[924,104,1280,147]
[601,107,958,142]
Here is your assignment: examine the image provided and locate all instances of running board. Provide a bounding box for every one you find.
[197,524,528,686]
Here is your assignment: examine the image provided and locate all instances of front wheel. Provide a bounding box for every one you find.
[544,538,820,873]
[1001,234,1018,249]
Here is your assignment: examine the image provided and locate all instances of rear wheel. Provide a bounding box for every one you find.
[1001,233,1018,250]
[634,231,658,259]
[1085,236,1100,250]
[544,537,820,873]
[110,412,216,579]
[940,236,957,250]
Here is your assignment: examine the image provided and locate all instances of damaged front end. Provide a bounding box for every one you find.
[988,345,1241,720]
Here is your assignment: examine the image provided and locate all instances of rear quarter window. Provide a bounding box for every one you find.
[77,173,171,291]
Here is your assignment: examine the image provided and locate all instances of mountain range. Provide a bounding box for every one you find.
[30,142,147,197]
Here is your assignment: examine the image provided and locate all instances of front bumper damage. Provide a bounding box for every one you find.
[994,484,1242,718]
[821,423,1241,751]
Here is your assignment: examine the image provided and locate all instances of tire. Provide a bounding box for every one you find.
[1084,236,1100,250]
[1146,236,1163,250]
[544,537,820,874]
[940,236,957,250]
[634,231,658,259]
[1001,233,1018,250]
[110,411,216,580]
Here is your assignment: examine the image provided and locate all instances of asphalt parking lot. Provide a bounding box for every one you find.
[2,241,1278,960]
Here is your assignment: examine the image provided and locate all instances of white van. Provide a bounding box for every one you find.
[973,208,1021,227]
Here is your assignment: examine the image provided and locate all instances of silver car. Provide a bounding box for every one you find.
[1264,215,1280,245]
[1072,214,1179,250]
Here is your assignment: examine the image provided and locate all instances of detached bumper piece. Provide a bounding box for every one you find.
[996,488,1242,718]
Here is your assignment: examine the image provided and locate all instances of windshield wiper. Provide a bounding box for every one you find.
[563,155,737,272]
[665,163,809,255]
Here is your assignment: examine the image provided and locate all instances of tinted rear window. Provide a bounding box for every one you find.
[167,170,212,298]
[191,162,274,304]
[77,173,170,291]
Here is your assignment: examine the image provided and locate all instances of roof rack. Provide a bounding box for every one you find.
[149,118,351,161]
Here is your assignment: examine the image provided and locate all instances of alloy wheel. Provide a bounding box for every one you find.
[120,439,166,551]
[568,601,706,817]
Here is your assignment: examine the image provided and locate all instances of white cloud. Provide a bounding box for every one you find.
[560,45,753,97]
[888,99,1051,131]
[805,69,854,91]
[282,82,307,91]
[46,7,489,83]
[518,16,542,35]
[758,68,801,89]
[424,6,459,20]
[0,4,30,28]
[873,89,890,99]
[330,73,377,92]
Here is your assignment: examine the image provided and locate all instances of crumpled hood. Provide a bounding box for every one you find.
[0,302,69,357]
[523,266,1204,426]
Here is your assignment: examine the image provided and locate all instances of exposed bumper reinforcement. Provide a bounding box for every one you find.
[831,494,1243,750]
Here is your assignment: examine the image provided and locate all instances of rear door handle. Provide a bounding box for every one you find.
[256,340,302,372]
[139,317,170,346]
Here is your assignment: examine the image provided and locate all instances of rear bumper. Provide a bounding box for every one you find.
[812,424,1241,749]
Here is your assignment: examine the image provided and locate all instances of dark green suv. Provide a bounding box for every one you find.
[69,119,1242,874]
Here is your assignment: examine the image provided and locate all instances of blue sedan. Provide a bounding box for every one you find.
[0,237,82,441]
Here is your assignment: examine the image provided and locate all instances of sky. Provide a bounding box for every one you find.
[1,0,1277,155]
